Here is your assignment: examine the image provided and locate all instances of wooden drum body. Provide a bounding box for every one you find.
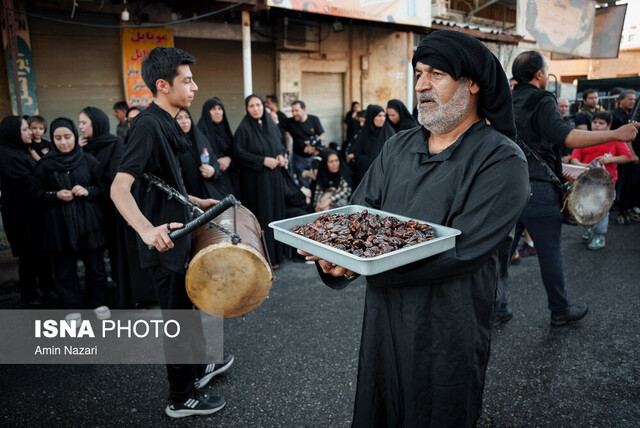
[185,206,273,318]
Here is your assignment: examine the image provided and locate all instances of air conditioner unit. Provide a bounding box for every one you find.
[277,18,320,52]
[431,0,450,19]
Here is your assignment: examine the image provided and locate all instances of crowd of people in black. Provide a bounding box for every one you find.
[0,85,429,313]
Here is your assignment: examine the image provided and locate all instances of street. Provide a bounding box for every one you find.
[1,219,639,427]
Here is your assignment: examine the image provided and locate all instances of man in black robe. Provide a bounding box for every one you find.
[111,47,233,419]
[300,30,530,426]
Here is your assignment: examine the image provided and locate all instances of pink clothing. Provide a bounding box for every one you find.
[570,140,631,183]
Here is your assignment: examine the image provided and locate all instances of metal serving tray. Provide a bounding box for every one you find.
[269,205,461,276]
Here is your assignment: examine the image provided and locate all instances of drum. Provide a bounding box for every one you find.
[185,206,273,318]
[566,167,615,226]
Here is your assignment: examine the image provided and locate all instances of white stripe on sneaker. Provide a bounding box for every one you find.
[184,398,195,408]
[190,400,199,408]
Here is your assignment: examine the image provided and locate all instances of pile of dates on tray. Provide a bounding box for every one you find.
[291,210,435,258]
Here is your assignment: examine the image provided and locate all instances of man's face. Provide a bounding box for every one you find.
[414,62,472,135]
[127,109,141,127]
[166,64,198,108]
[247,96,264,120]
[509,79,517,92]
[539,57,549,89]
[591,118,610,131]
[265,97,276,111]
[584,92,598,109]
[291,104,306,122]
[557,99,570,118]
[620,93,637,112]
[114,109,126,123]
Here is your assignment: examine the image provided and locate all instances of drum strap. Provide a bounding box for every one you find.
[515,136,571,212]
[515,136,570,194]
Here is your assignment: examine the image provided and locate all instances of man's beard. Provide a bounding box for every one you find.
[417,80,471,135]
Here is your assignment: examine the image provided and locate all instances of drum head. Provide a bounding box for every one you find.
[186,242,273,318]
[567,167,614,226]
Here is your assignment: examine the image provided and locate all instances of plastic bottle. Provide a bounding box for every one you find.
[200,148,210,165]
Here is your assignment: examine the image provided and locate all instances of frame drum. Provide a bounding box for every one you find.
[567,167,614,226]
[186,206,273,318]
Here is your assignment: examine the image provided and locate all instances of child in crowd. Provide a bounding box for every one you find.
[27,115,51,161]
[570,111,631,250]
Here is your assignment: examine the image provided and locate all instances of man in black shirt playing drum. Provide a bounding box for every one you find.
[282,100,325,187]
[111,47,233,419]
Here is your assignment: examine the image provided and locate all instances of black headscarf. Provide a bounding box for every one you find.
[81,106,121,151]
[40,117,83,172]
[412,30,515,140]
[360,105,395,148]
[386,99,418,132]
[316,149,353,192]
[236,94,284,157]
[0,116,27,150]
[197,97,234,157]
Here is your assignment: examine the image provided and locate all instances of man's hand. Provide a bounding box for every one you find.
[199,164,215,178]
[189,195,219,210]
[141,222,183,252]
[264,157,279,169]
[57,189,74,202]
[303,142,315,155]
[297,250,355,277]
[614,122,640,142]
[71,185,89,197]
[217,156,231,172]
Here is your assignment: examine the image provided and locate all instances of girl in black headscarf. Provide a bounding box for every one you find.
[176,107,226,199]
[348,104,395,189]
[314,150,353,212]
[31,117,111,316]
[0,115,53,305]
[197,97,236,197]
[233,94,287,268]
[386,99,418,133]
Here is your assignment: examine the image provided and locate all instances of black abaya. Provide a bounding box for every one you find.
[197,97,236,197]
[349,105,395,188]
[233,95,287,265]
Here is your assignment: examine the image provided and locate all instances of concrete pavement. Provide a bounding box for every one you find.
[1,220,639,427]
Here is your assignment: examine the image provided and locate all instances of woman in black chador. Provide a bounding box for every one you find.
[197,97,236,197]
[233,94,287,268]
[348,104,395,188]
[386,99,418,133]
[79,106,124,278]
[176,107,224,199]
[314,150,353,212]
[0,115,53,305]
[31,117,111,317]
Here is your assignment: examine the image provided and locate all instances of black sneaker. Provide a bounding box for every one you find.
[492,307,513,327]
[165,390,225,419]
[550,304,589,326]
[194,354,235,389]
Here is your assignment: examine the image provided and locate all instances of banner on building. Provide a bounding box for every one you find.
[122,28,174,107]
[266,0,429,28]
[517,0,596,57]
[1,12,38,116]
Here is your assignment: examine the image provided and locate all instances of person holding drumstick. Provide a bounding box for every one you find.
[111,47,233,419]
